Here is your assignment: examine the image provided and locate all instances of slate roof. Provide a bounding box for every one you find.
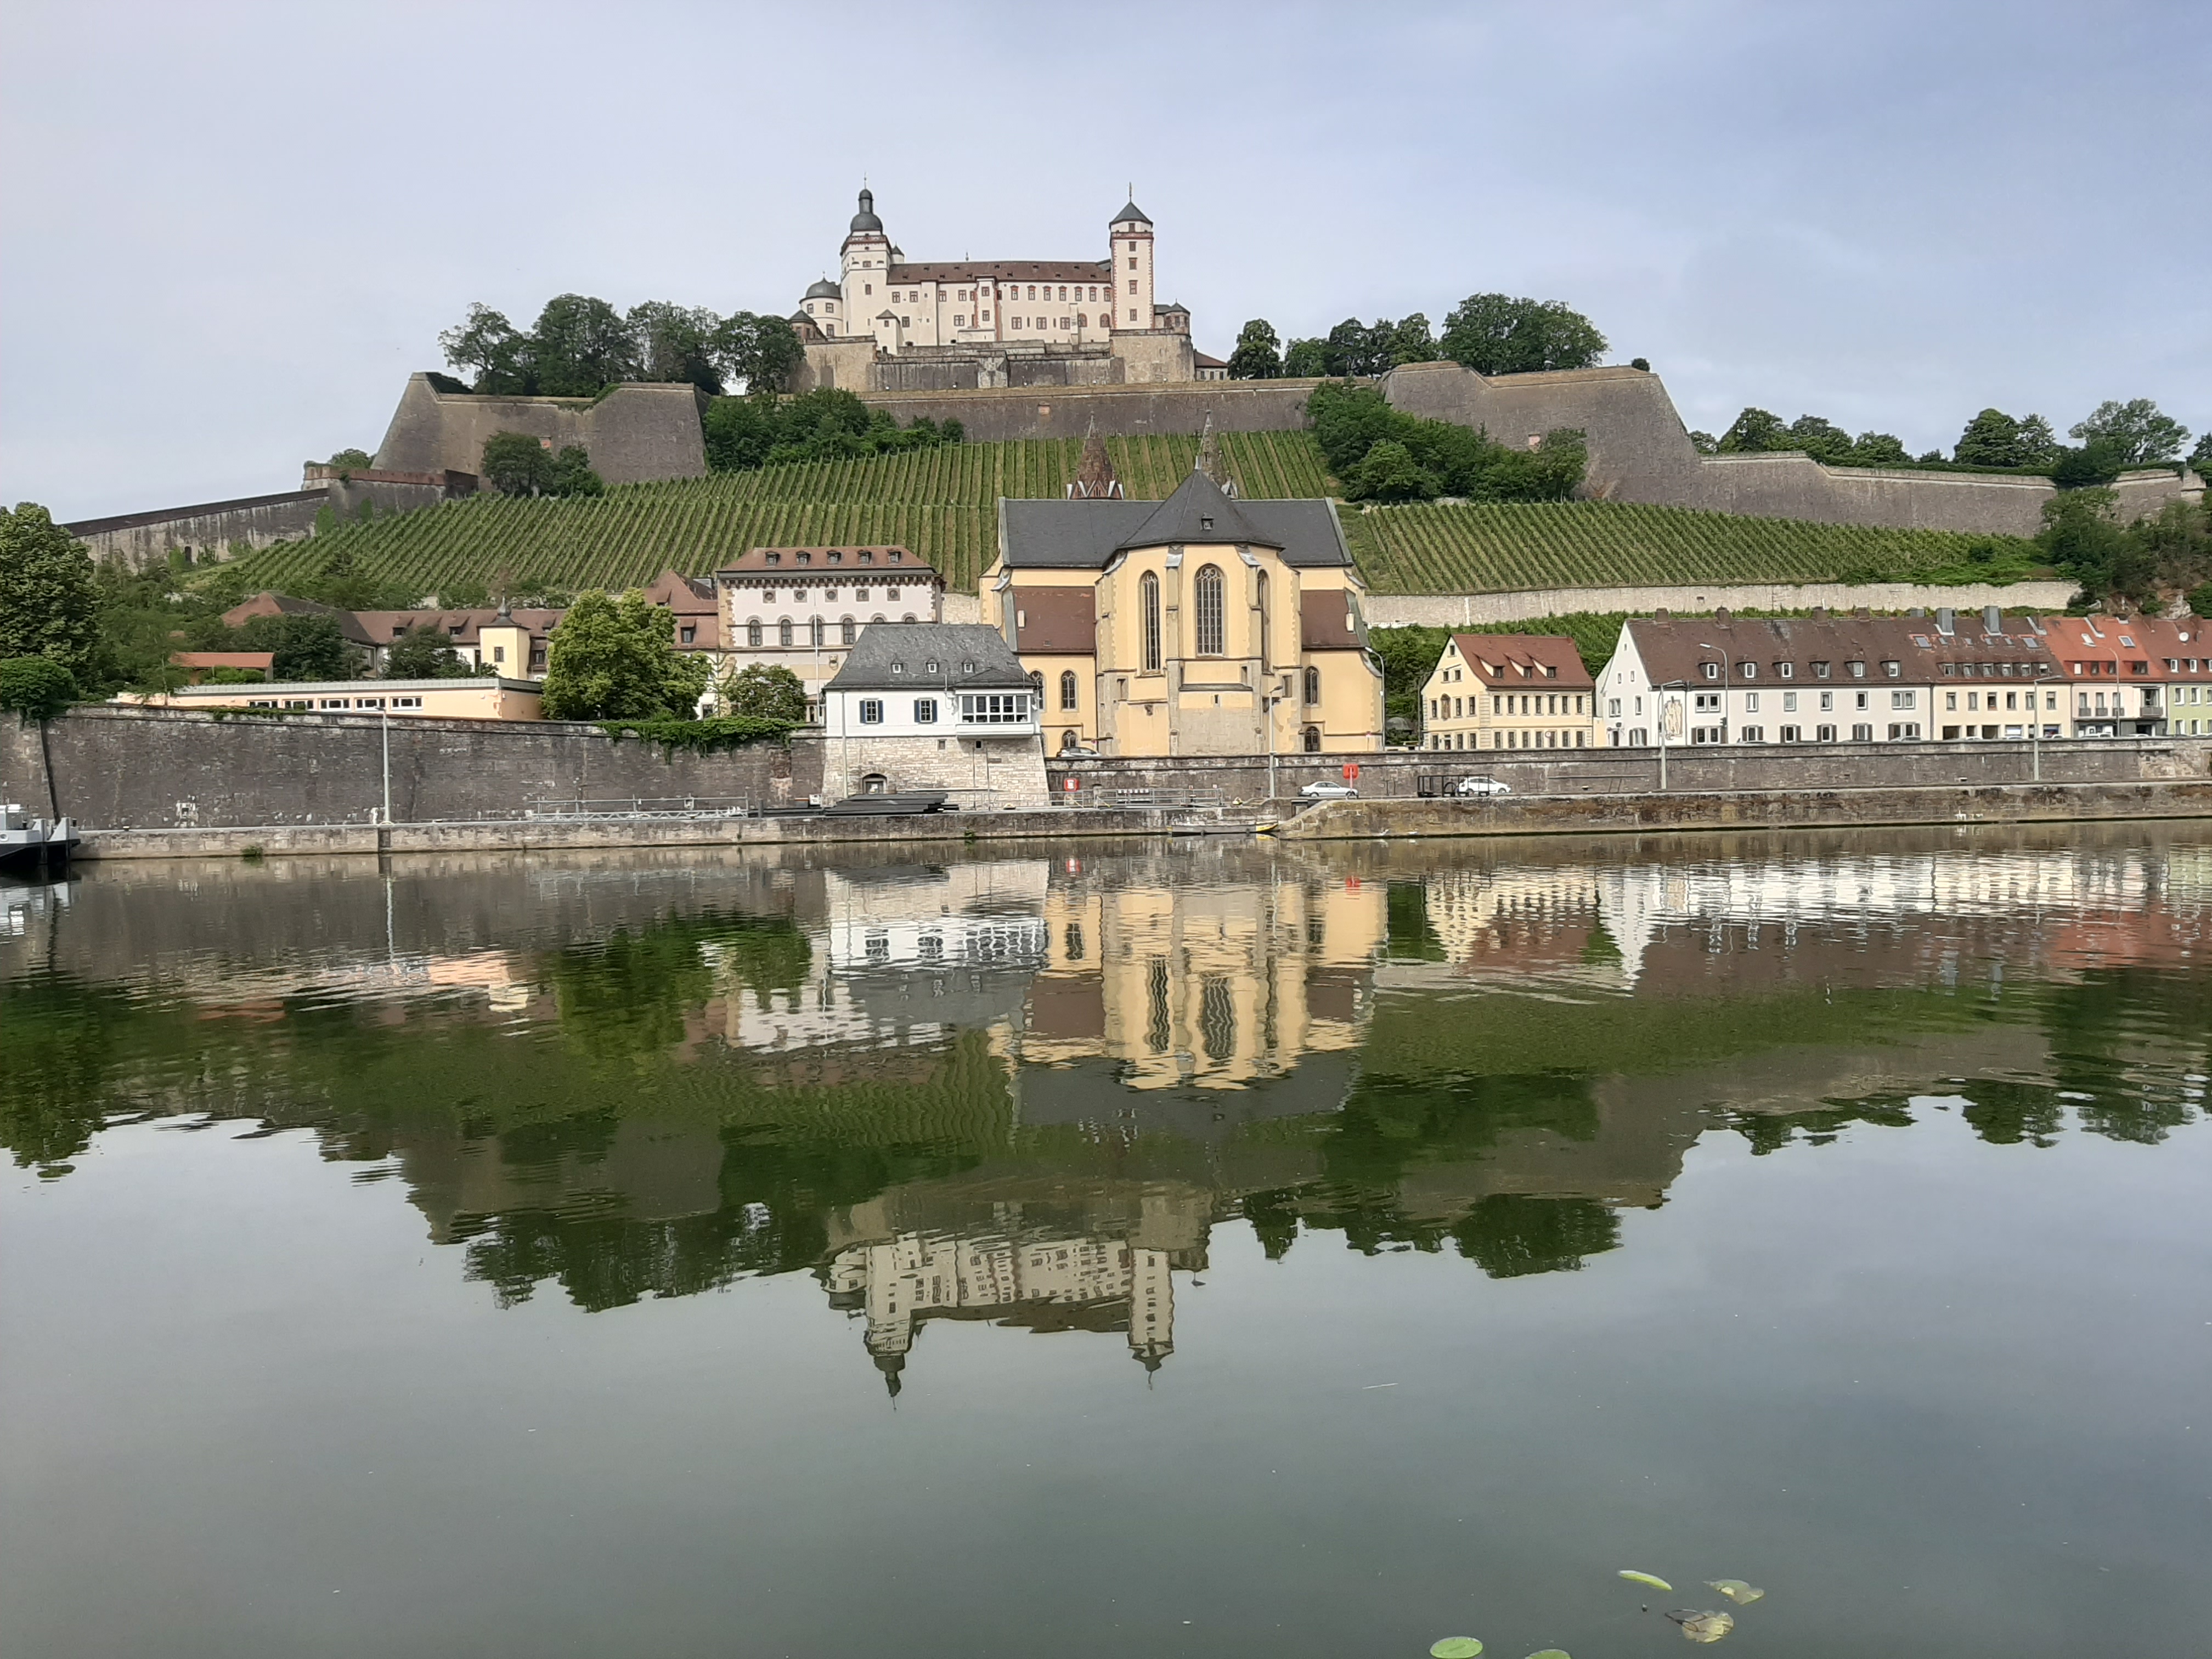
[999,471,1353,571]
[804,278,840,299]
[825,623,1031,693]
[1111,200,1153,225]
[888,260,1110,284]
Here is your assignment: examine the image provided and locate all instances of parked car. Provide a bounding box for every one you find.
[1454,775,1511,797]
[1299,781,1360,800]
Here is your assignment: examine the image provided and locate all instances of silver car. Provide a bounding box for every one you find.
[1454,775,1511,797]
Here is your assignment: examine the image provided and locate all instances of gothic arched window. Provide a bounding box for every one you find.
[1193,565,1224,657]
[1302,725,1322,753]
[1140,572,1161,672]
[1304,666,1321,705]
[1059,670,1079,710]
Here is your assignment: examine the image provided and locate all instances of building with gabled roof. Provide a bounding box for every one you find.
[1420,634,1598,752]
[818,622,1046,809]
[984,462,1382,757]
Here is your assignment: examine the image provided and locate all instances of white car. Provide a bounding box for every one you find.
[1454,775,1512,797]
[1299,781,1360,800]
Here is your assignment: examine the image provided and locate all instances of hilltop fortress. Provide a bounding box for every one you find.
[62,189,2201,567]
[788,189,1199,393]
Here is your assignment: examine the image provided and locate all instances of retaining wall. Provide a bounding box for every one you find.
[371,375,708,485]
[1277,780,2212,840]
[1362,580,2079,630]
[854,379,1320,443]
[1,706,821,831]
[1047,737,2204,806]
[65,473,470,572]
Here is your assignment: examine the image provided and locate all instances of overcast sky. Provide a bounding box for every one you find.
[3,0,2205,523]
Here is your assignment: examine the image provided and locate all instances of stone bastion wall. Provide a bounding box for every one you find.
[371,375,708,486]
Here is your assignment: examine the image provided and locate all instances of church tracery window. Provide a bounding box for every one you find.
[1193,565,1224,657]
[1141,572,1161,672]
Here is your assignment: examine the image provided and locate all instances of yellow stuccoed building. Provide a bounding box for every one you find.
[984,446,1384,758]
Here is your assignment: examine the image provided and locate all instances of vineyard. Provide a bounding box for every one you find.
[1338,500,2040,594]
[216,430,2040,600]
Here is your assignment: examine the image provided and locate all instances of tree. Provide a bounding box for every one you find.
[1850,431,1911,466]
[2191,432,2212,478]
[2051,441,2125,489]
[481,431,554,495]
[545,445,604,498]
[525,294,639,397]
[702,387,957,475]
[1783,414,1857,465]
[628,301,725,395]
[0,657,78,720]
[1686,430,1719,455]
[1344,439,1438,503]
[540,590,708,721]
[1716,408,1788,453]
[1387,314,1437,367]
[326,447,375,471]
[438,303,529,394]
[1226,319,1282,380]
[384,625,475,680]
[0,504,100,685]
[717,662,808,722]
[2191,580,2212,618]
[1955,408,2025,467]
[1437,294,1607,376]
[2070,398,2189,466]
[713,312,804,396]
[233,613,356,681]
[1282,337,1329,377]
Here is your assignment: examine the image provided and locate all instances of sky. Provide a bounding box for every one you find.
[3,0,2205,524]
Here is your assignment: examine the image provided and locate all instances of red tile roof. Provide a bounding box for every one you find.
[1449,633,1594,689]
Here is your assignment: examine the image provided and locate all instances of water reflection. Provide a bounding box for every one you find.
[3,826,2208,1385]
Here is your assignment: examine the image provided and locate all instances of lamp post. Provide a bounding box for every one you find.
[380,709,392,826]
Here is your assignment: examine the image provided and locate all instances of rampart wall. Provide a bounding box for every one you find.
[1381,362,2204,536]
[854,379,1319,443]
[371,375,708,485]
[65,470,470,572]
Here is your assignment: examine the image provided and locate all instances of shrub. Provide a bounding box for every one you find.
[0,656,78,719]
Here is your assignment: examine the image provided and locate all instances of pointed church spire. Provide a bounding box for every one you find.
[1195,414,1239,499]
[1068,417,1124,499]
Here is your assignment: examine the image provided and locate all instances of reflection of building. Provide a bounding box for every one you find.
[823,1185,1209,1392]
[1021,865,1387,1090]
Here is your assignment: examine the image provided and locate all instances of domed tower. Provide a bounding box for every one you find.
[840,188,892,336]
[800,276,842,337]
[1108,193,1154,332]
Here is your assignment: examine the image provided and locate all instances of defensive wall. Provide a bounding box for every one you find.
[370,374,709,485]
[853,379,1321,443]
[1381,362,2203,536]
[1361,579,2079,629]
[798,331,1194,395]
[65,467,475,572]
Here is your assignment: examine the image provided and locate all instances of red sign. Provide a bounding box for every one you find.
[1342,763,1361,781]
[1062,775,1079,793]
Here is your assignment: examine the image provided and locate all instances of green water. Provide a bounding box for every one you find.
[2,826,2208,1657]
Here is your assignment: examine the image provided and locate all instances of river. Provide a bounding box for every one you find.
[3,825,2208,1657]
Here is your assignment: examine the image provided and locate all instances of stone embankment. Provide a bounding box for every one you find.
[1273,780,2212,840]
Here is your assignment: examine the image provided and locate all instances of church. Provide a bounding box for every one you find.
[983,432,1385,758]
[791,190,1199,391]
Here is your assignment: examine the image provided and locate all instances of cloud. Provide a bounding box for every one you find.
[2,0,2204,520]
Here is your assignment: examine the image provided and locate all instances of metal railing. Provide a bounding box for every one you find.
[521,794,752,822]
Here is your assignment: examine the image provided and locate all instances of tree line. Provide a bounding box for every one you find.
[1697,396,2204,483]
[438,296,805,398]
[1224,294,1610,381]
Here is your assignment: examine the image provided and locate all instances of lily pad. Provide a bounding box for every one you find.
[1617,1570,1674,1592]
[1706,1580,1764,1606]
[1429,1640,1483,1658]
[1524,1651,1572,1658]
[1666,1609,1735,1644]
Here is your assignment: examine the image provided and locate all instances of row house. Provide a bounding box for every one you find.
[1599,606,2212,748]
[1418,633,1598,751]
[710,545,947,718]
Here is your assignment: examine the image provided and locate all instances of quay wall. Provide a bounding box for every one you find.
[1277,780,2212,840]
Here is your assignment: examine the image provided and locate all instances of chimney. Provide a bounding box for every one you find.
[1983,604,2003,634]
[1810,606,1828,622]
[1854,606,1871,620]
[1907,606,1926,619]
[1937,607,1956,635]
[1653,608,1670,622]
[1712,606,1731,623]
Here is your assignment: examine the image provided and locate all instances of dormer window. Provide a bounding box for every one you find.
[1200,515,1215,533]
[1850,661,1867,678]
[1883,661,1901,678]
[797,552,811,566]
[861,550,874,565]
[828,551,843,565]
[765,552,781,567]
[1778,662,1795,678]
[1702,662,1719,680]
[1813,661,1831,679]
[1741,663,1757,679]
[891,662,905,674]
[926,660,939,673]
[889,550,902,563]
[961,660,976,673]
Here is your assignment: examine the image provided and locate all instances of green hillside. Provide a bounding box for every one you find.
[220,430,2040,599]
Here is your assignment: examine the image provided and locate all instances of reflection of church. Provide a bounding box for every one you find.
[823,1187,1208,1393]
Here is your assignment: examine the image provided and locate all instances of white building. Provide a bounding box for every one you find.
[710,545,945,719]
[818,622,1048,809]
